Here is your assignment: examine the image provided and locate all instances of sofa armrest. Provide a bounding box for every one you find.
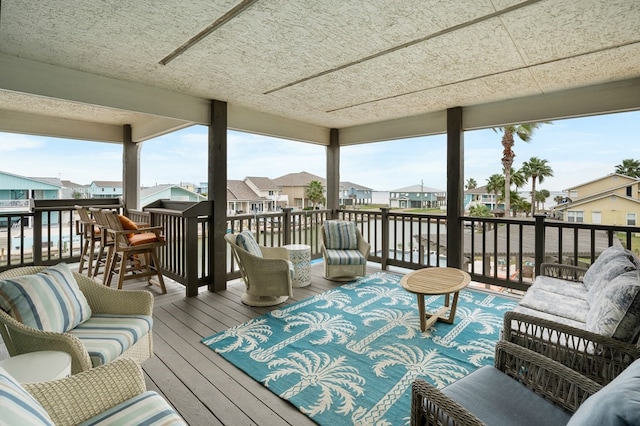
[23,358,146,426]
[74,272,153,316]
[503,311,640,385]
[411,341,602,425]
[411,378,485,426]
[494,341,602,413]
[538,263,588,282]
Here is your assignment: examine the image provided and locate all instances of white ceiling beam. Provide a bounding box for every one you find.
[0,109,123,143]
[0,53,210,124]
[340,78,640,145]
[228,104,329,145]
[463,78,640,130]
[132,118,194,143]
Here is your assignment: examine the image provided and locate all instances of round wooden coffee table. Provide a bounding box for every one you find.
[400,267,471,332]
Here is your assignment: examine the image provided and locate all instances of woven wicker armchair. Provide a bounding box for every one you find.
[320,220,370,281]
[503,310,640,386]
[411,341,602,426]
[0,266,153,374]
[225,233,293,306]
[21,357,185,425]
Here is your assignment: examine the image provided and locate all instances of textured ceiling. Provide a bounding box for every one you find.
[0,0,639,144]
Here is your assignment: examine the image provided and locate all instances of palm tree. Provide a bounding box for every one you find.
[486,174,504,211]
[493,123,547,215]
[554,195,565,205]
[306,180,325,208]
[465,178,478,190]
[468,204,491,217]
[521,157,554,215]
[535,189,550,211]
[615,158,640,178]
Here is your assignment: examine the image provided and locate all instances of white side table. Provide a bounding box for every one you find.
[283,244,311,287]
[0,351,72,383]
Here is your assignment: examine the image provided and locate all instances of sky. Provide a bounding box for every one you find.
[0,110,638,193]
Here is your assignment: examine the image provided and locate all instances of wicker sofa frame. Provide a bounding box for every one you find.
[0,266,153,374]
[411,340,602,426]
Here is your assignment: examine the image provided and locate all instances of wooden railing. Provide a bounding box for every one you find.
[3,199,640,296]
[0,198,123,272]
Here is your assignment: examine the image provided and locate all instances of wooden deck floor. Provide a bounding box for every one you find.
[123,262,386,425]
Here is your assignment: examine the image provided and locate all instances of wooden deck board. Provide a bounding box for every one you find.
[37,263,385,425]
[136,262,359,425]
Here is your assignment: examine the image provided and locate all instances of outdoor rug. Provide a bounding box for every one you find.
[201,272,518,425]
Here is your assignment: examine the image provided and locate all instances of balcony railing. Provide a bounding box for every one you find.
[2,199,639,297]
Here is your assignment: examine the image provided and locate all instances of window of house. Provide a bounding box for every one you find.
[627,186,633,197]
[592,211,602,224]
[569,190,577,198]
[567,211,584,223]
[627,213,637,226]
[268,190,274,196]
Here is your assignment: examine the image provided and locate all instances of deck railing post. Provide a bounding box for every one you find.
[381,207,390,270]
[534,214,546,276]
[283,207,292,245]
[31,200,43,265]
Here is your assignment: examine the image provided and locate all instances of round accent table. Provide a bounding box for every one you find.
[283,244,311,287]
[400,267,471,332]
[0,351,72,383]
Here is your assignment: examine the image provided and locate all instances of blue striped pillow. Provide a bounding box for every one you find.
[0,367,54,425]
[0,263,92,333]
[236,231,262,257]
[323,221,358,250]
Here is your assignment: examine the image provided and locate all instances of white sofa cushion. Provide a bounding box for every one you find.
[586,269,640,341]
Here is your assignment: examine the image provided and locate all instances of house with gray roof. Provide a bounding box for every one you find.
[88,181,122,199]
[227,180,272,215]
[141,184,206,208]
[244,177,287,209]
[340,181,372,206]
[272,172,326,210]
[389,184,446,209]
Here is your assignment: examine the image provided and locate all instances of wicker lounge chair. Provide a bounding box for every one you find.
[225,231,293,306]
[4,357,186,425]
[0,265,153,374]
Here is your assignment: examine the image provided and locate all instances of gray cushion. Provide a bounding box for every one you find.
[441,366,571,426]
[568,358,640,425]
[235,231,262,257]
[586,269,640,341]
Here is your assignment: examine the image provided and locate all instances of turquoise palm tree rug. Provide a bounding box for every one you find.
[201,272,518,425]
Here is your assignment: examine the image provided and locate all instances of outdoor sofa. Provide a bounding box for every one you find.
[512,244,640,346]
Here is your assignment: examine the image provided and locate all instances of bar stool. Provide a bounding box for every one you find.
[75,205,101,277]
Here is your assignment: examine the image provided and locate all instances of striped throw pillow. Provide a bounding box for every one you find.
[236,231,262,257]
[323,221,358,250]
[0,263,92,333]
[0,367,54,425]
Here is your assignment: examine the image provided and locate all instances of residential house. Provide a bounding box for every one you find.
[195,182,208,195]
[553,173,640,225]
[464,185,501,211]
[0,171,62,226]
[140,184,206,208]
[88,181,123,199]
[61,180,89,199]
[273,171,326,210]
[340,181,372,206]
[227,180,272,215]
[244,177,287,210]
[389,184,446,209]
